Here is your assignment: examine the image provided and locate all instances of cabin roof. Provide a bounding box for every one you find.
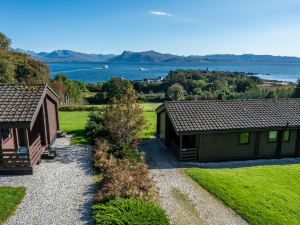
[0,84,59,125]
[156,99,300,134]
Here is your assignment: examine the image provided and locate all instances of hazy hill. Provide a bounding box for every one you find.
[15,49,300,63]
[109,51,300,63]
[108,50,198,63]
[15,49,115,62]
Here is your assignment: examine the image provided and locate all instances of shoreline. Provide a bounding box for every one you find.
[48,62,299,84]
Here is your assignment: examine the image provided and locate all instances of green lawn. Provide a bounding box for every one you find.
[142,111,156,139]
[0,187,26,225]
[140,103,161,112]
[58,111,90,144]
[186,165,300,225]
[58,104,158,144]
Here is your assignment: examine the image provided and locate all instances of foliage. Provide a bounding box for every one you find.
[102,89,147,147]
[108,144,143,161]
[186,165,300,225]
[294,79,300,98]
[50,73,85,104]
[93,140,155,202]
[58,111,90,144]
[0,186,26,225]
[0,33,11,50]
[93,198,169,225]
[85,112,107,140]
[167,83,185,100]
[138,92,165,102]
[93,77,134,103]
[58,105,102,111]
[0,32,49,84]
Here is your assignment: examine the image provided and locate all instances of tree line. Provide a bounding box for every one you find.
[1,31,299,105]
[86,70,297,103]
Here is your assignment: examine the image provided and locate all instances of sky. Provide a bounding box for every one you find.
[1,0,300,56]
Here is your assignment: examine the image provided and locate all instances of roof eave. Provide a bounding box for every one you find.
[177,125,300,135]
[0,121,31,128]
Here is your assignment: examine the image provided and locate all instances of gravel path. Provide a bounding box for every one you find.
[0,136,95,225]
[140,138,248,225]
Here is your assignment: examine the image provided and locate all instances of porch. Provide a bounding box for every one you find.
[0,128,46,174]
[169,135,197,162]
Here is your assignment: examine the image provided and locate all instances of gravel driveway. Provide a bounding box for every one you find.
[0,136,95,225]
[140,138,248,225]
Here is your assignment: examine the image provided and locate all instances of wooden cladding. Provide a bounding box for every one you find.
[0,149,30,168]
[180,149,197,161]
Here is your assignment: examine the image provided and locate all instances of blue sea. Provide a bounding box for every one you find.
[48,62,300,83]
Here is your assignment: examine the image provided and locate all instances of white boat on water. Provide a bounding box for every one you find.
[103,65,109,69]
[139,67,148,71]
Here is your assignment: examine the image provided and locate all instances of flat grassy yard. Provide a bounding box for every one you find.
[58,111,90,144]
[58,104,157,144]
[186,165,300,225]
[0,186,26,225]
[142,111,156,139]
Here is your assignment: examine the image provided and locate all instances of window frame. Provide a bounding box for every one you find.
[239,132,250,145]
[268,131,278,143]
[283,130,290,142]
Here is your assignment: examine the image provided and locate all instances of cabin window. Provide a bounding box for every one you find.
[283,131,290,142]
[239,132,250,144]
[268,131,278,143]
[181,135,196,149]
[1,128,10,142]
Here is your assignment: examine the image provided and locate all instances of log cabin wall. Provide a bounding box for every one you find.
[46,96,58,144]
[29,108,44,146]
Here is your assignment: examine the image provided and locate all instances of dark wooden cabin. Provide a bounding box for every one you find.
[0,84,59,174]
[156,99,300,162]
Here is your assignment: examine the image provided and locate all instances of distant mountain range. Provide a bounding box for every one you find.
[15,49,300,63]
[15,49,115,62]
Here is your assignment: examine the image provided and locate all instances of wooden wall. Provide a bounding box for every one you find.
[46,97,58,144]
[198,129,299,162]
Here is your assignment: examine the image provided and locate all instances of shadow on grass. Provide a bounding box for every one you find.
[67,129,91,145]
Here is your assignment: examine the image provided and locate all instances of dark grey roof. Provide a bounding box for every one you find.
[160,99,300,134]
[0,84,46,123]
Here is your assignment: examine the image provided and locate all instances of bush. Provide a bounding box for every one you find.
[85,112,107,140]
[109,144,143,162]
[59,105,102,111]
[93,140,155,202]
[93,198,170,225]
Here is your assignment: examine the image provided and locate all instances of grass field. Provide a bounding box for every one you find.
[0,186,26,225]
[142,111,156,139]
[58,103,158,144]
[58,111,90,144]
[186,165,300,225]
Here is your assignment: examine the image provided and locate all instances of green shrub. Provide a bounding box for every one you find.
[109,144,143,162]
[59,105,101,111]
[93,198,169,225]
[85,112,107,140]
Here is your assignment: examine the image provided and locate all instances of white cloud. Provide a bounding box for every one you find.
[150,11,172,17]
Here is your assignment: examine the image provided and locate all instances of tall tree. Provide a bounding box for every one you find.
[294,79,300,98]
[0,32,50,84]
[102,77,133,101]
[102,89,147,147]
[0,33,11,50]
[168,83,185,100]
